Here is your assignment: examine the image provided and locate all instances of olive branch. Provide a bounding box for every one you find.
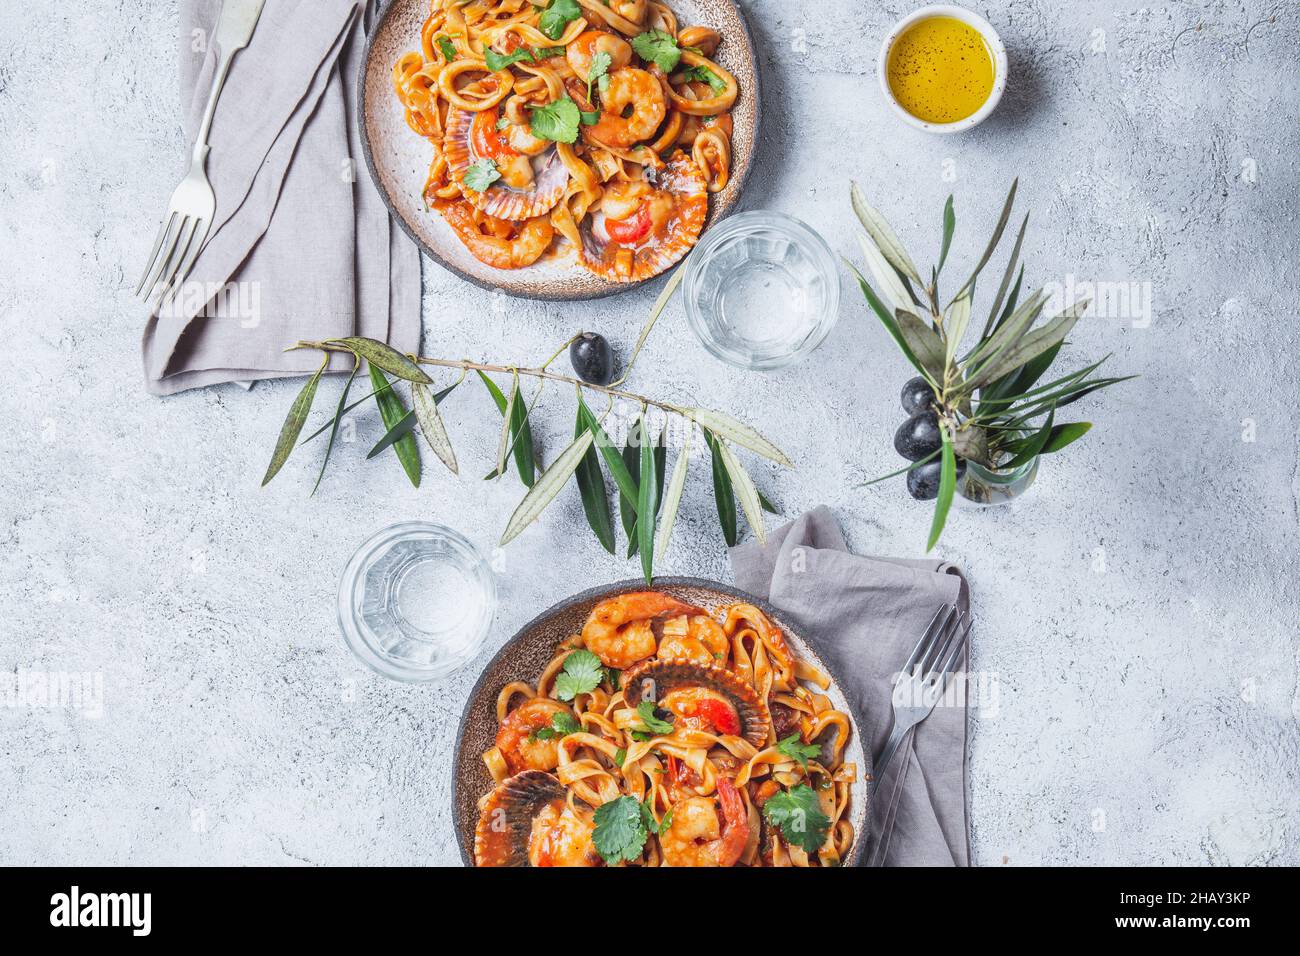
[262,271,789,582]
[849,179,1136,551]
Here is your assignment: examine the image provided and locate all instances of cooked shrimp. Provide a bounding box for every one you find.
[581,591,699,669]
[495,697,574,773]
[585,68,667,148]
[443,201,553,269]
[657,614,729,665]
[529,801,602,867]
[566,30,633,82]
[659,776,748,867]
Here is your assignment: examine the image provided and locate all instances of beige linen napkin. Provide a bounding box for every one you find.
[730,506,971,866]
[142,0,420,394]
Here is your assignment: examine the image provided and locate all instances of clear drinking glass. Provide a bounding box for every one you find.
[337,522,496,682]
[683,211,841,370]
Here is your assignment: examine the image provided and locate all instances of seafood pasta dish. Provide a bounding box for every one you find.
[475,592,856,867]
[392,0,740,281]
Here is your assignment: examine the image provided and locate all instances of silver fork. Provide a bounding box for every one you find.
[872,604,972,794]
[136,0,266,308]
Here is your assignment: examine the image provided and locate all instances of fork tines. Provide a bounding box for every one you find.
[904,603,971,684]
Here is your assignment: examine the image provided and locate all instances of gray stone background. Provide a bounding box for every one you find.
[1,0,1297,866]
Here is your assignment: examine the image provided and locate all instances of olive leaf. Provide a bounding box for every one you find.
[636,413,659,583]
[981,212,1029,339]
[262,359,326,486]
[616,264,686,385]
[850,181,922,284]
[312,363,357,495]
[366,410,418,458]
[1039,421,1092,454]
[951,425,993,468]
[368,365,421,487]
[950,178,1017,303]
[967,298,1090,390]
[926,426,957,553]
[496,371,518,479]
[860,448,940,487]
[326,337,431,384]
[1000,404,1056,470]
[480,370,536,486]
[703,430,737,547]
[895,308,947,382]
[412,382,458,474]
[964,287,1047,371]
[846,262,931,383]
[937,195,956,275]
[620,424,641,557]
[856,232,913,313]
[654,425,692,556]
[684,408,792,468]
[500,430,595,545]
[573,405,615,555]
[716,437,765,545]
[576,397,638,509]
[944,291,973,366]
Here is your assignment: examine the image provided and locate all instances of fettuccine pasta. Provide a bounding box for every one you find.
[392,0,739,281]
[474,591,856,867]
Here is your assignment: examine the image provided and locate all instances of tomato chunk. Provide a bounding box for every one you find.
[691,698,740,736]
[604,203,652,245]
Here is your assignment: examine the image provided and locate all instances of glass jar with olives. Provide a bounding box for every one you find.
[892,376,1039,506]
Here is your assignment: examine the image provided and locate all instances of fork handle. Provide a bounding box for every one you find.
[194,48,236,154]
[872,722,911,794]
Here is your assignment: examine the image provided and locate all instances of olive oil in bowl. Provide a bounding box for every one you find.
[886,15,996,125]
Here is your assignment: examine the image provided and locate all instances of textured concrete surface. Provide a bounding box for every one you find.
[1,1,1297,866]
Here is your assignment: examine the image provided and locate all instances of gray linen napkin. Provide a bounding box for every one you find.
[730,506,971,867]
[142,0,420,394]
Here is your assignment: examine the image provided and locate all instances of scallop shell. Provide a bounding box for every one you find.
[444,108,569,221]
[622,659,771,748]
[579,151,708,283]
[473,770,566,867]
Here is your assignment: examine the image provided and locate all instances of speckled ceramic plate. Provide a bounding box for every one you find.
[358,0,761,300]
[452,577,869,866]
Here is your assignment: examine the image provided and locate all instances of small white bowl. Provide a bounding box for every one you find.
[877,4,1008,134]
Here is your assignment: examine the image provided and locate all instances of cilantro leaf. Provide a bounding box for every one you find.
[436,36,456,61]
[529,710,583,741]
[485,47,535,72]
[632,29,682,72]
[639,799,672,836]
[613,747,627,767]
[538,0,581,41]
[463,158,500,192]
[586,49,612,103]
[527,96,582,144]
[592,795,648,864]
[553,648,603,701]
[776,733,821,768]
[636,700,675,735]
[580,108,601,126]
[762,784,831,854]
[680,64,726,94]
[534,46,566,59]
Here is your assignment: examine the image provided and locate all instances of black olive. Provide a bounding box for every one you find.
[653,707,674,723]
[906,458,968,500]
[894,411,943,461]
[900,376,936,415]
[569,332,614,385]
